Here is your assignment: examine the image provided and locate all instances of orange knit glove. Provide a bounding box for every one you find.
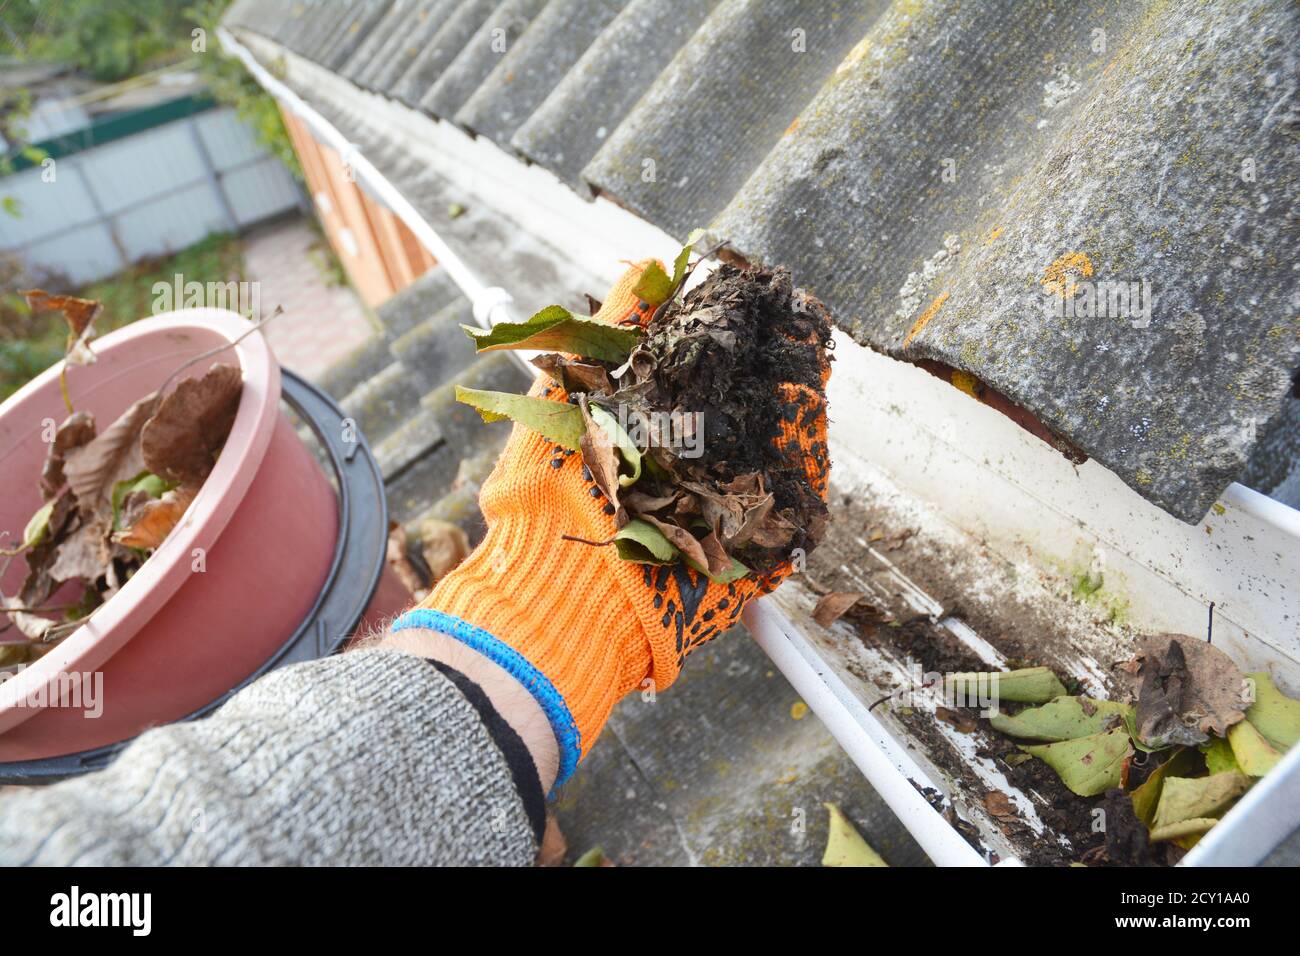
[392,261,830,786]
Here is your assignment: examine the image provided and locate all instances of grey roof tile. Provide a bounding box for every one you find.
[227,0,1300,523]
[420,0,548,121]
[511,0,718,193]
[454,0,627,144]
[341,0,420,82]
[391,0,500,107]
[581,0,887,237]
[710,0,1300,521]
[318,0,396,72]
[364,0,463,94]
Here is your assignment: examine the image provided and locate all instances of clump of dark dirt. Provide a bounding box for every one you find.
[607,263,833,573]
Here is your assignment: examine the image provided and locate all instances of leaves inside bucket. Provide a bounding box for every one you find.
[2,355,244,663]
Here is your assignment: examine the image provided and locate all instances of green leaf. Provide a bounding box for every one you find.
[1020,727,1131,796]
[2,195,21,218]
[1149,818,1218,843]
[989,695,1130,741]
[671,227,707,287]
[1244,672,1300,752]
[1152,772,1251,830]
[946,667,1068,706]
[573,846,607,867]
[1130,748,1198,827]
[455,386,586,450]
[1199,736,1243,776]
[1228,719,1282,776]
[461,305,642,363]
[22,500,56,549]
[821,803,888,867]
[589,404,641,487]
[21,146,47,164]
[612,519,679,565]
[111,471,173,530]
[683,551,749,584]
[632,261,674,306]
[1123,707,1165,753]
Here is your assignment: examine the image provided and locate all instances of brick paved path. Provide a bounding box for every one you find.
[243,217,376,382]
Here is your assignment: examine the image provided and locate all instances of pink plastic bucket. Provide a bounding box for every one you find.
[0,310,341,761]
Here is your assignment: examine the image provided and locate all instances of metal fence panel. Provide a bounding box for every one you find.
[1,105,302,286]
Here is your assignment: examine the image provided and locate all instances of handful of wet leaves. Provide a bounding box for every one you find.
[1,291,244,664]
[455,233,831,581]
[952,635,1300,863]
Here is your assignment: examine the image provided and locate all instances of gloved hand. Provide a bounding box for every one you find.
[393,260,830,786]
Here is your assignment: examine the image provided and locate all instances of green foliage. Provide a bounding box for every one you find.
[0,233,246,399]
[4,1,192,82]
[187,0,302,179]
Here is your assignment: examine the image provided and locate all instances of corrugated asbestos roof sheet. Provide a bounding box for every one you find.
[225,0,1300,523]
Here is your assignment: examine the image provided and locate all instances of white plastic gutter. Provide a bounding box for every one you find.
[216,26,518,333]
[216,25,996,866]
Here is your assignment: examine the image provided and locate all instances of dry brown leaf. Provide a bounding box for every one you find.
[113,486,196,549]
[935,706,979,733]
[622,490,679,515]
[813,591,865,628]
[749,507,798,549]
[531,354,612,395]
[40,411,96,500]
[386,523,427,597]
[141,364,243,486]
[984,790,1017,820]
[640,515,710,571]
[23,289,102,365]
[63,392,158,518]
[537,812,567,867]
[418,518,470,583]
[699,527,731,577]
[1,595,55,640]
[1132,633,1246,747]
[48,516,111,582]
[577,396,620,510]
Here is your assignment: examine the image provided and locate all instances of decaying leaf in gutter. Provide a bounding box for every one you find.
[141,363,242,486]
[1243,672,1300,751]
[945,667,1068,706]
[456,385,586,450]
[1130,633,1245,747]
[821,803,888,867]
[989,695,1131,742]
[1151,772,1251,832]
[463,305,642,364]
[1226,718,1281,777]
[1199,736,1243,776]
[1130,747,1199,828]
[812,591,865,627]
[1019,727,1131,796]
[983,790,1018,821]
[1149,817,1219,843]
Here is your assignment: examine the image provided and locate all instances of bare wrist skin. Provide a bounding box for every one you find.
[378,628,560,794]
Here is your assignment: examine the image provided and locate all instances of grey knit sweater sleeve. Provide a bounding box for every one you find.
[0,650,542,866]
